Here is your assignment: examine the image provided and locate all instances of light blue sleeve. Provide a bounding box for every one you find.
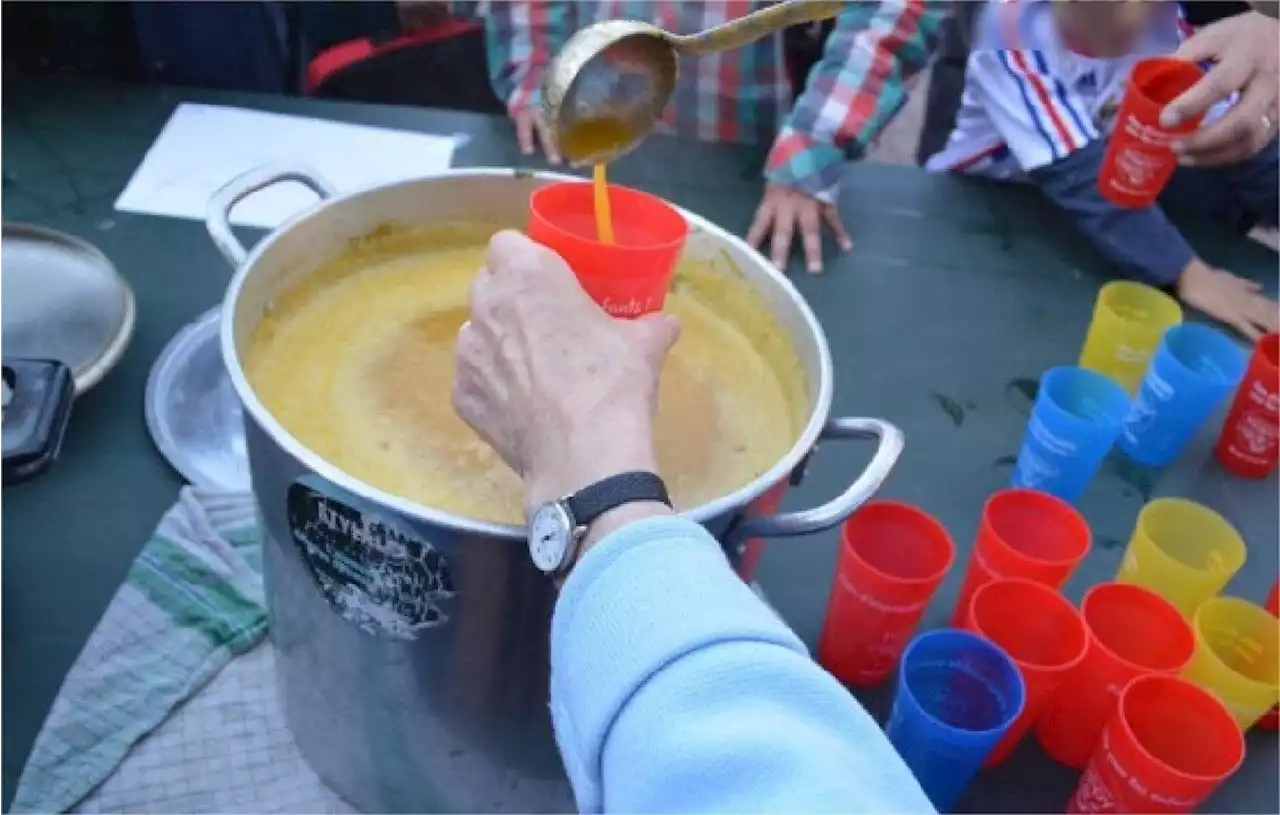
[550,516,935,814]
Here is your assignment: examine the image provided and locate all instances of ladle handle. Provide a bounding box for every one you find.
[673,0,846,56]
[206,165,338,269]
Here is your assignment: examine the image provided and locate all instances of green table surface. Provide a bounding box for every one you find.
[3,77,1277,813]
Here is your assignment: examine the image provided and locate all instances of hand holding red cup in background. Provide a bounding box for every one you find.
[1215,331,1280,478]
[1099,58,1206,208]
[527,182,688,319]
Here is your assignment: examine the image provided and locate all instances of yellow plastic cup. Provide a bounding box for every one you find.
[1182,597,1280,729]
[1115,498,1246,619]
[1079,281,1183,393]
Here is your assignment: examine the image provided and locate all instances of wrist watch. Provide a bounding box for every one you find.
[528,471,671,575]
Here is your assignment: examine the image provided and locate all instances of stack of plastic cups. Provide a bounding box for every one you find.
[950,488,1091,627]
[1011,366,1131,503]
[1114,498,1247,619]
[1181,596,1280,730]
[818,502,955,686]
[964,579,1088,767]
[1037,583,1196,769]
[1260,581,1279,729]
[1118,324,1247,468]
[1215,331,1280,479]
[1078,281,1183,394]
[1067,675,1245,813]
[886,630,1025,812]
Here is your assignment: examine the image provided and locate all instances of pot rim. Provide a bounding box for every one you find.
[219,167,833,540]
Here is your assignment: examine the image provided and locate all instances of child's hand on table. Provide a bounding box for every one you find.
[1177,260,1280,341]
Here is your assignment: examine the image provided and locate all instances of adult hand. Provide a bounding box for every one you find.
[453,231,679,515]
[1178,261,1280,341]
[1161,11,1280,167]
[746,183,853,274]
[511,106,561,164]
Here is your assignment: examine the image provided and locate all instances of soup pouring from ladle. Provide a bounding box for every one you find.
[541,0,846,166]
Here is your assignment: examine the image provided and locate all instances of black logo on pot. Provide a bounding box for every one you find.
[288,480,455,640]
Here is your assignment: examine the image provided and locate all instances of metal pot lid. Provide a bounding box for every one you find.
[145,307,250,491]
[2,223,137,394]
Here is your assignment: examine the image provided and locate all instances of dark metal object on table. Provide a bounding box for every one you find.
[206,164,903,812]
[2,359,75,484]
[541,0,844,165]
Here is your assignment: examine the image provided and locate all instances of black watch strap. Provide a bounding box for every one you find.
[565,471,671,529]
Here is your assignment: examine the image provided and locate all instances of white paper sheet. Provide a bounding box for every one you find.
[115,103,462,229]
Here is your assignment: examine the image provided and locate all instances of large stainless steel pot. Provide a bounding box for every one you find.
[208,165,904,813]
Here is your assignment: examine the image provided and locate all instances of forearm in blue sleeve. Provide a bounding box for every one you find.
[1029,139,1196,286]
[551,516,934,814]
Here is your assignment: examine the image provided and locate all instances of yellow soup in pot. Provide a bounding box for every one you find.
[245,225,807,525]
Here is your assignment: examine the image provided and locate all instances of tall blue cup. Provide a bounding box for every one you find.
[886,630,1025,812]
[1011,366,1131,503]
[1118,323,1247,467]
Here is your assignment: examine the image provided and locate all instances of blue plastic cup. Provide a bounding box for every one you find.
[1118,323,1247,467]
[1010,366,1131,503]
[886,630,1026,812]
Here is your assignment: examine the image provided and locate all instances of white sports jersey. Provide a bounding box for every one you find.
[926,0,1188,178]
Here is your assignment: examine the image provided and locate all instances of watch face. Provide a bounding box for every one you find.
[529,502,573,573]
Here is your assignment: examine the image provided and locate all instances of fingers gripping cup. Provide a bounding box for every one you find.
[964,579,1089,767]
[886,630,1025,812]
[1067,675,1245,814]
[1098,58,1206,208]
[1011,367,1131,503]
[527,181,688,319]
[950,488,1091,628]
[1181,597,1280,730]
[1215,331,1280,479]
[1078,282,1183,394]
[1036,583,1195,770]
[817,502,955,686]
[1118,324,1247,468]
[1115,498,1246,619]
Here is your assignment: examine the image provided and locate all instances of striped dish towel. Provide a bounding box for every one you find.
[10,488,264,814]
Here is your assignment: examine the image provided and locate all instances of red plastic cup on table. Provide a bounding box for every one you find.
[964,578,1089,767]
[818,501,955,686]
[1215,331,1280,478]
[1036,583,1195,769]
[1067,675,1245,814]
[950,488,1091,628]
[1261,581,1280,729]
[527,181,688,319]
[1098,58,1205,208]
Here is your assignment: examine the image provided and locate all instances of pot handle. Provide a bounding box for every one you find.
[729,416,904,542]
[206,165,339,269]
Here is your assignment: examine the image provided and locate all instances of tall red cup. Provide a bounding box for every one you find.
[817,501,955,686]
[1036,583,1195,769]
[965,578,1088,767]
[1098,58,1205,208]
[527,181,688,319]
[1259,580,1280,729]
[950,488,1091,627]
[1215,331,1280,478]
[1067,675,1245,813]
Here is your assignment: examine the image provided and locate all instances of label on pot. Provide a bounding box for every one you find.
[287,479,455,640]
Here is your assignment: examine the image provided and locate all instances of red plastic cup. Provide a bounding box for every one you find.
[949,489,1091,628]
[964,578,1088,767]
[1067,675,1245,813]
[1098,58,1206,208]
[1036,583,1195,769]
[1215,331,1280,478]
[527,181,688,319]
[1259,581,1279,729]
[817,501,955,686]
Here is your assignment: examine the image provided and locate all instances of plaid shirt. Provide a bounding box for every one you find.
[483,1,944,203]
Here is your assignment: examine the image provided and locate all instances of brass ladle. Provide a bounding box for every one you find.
[541,0,845,166]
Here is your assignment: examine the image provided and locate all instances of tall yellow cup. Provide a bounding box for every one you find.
[1079,281,1183,393]
[1183,597,1280,729]
[1115,499,1246,618]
